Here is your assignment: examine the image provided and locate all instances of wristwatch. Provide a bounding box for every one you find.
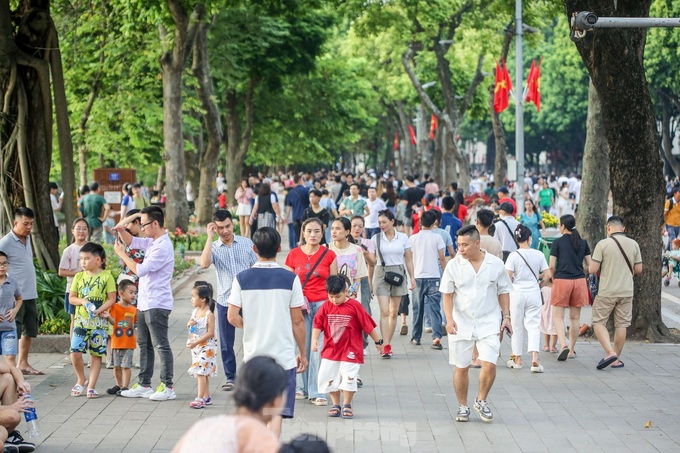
[375,339,384,345]
[503,314,511,319]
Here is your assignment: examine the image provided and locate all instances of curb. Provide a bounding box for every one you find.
[32,265,202,354]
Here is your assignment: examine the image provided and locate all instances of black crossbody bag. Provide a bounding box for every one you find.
[376,234,404,286]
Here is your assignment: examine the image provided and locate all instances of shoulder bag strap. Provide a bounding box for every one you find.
[301,248,329,288]
[610,236,634,275]
[376,233,386,267]
[500,219,520,248]
[514,250,539,281]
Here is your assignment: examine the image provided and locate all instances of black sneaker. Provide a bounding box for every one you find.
[4,445,19,453]
[5,431,35,453]
[116,387,129,396]
[106,385,121,395]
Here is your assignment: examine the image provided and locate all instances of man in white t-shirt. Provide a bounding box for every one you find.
[493,202,519,262]
[364,187,386,239]
[440,225,512,424]
[227,227,307,437]
[409,210,446,348]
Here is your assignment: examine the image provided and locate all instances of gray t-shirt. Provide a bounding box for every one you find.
[0,232,38,300]
[0,276,21,331]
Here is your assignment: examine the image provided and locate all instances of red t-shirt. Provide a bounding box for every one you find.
[313,299,376,364]
[455,204,468,222]
[218,193,227,209]
[498,197,517,215]
[285,246,337,302]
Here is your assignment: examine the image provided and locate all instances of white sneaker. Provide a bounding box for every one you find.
[119,383,154,398]
[148,382,176,401]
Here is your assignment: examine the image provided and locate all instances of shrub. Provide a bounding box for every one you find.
[36,269,69,324]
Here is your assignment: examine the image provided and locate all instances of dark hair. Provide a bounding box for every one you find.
[476,209,495,228]
[213,209,233,222]
[72,217,89,229]
[378,209,395,224]
[524,199,538,213]
[442,195,455,211]
[560,214,583,251]
[350,183,360,190]
[453,191,465,215]
[80,185,90,195]
[301,218,325,235]
[457,225,480,242]
[252,227,280,259]
[89,182,99,191]
[278,434,331,453]
[193,281,216,312]
[0,251,6,259]
[118,279,136,294]
[258,182,271,197]
[350,215,364,226]
[425,193,436,204]
[80,242,106,269]
[49,182,58,190]
[126,209,141,224]
[420,210,437,228]
[326,274,349,295]
[432,208,442,223]
[14,207,34,219]
[332,217,352,241]
[607,215,625,228]
[321,189,329,196]
[233,356,288,412]
[141,206,164,227]
[514,224,532,243]
[309,189,322,198]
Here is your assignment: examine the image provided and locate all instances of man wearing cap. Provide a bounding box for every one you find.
[497,187,517,215]
[493,202,519,262]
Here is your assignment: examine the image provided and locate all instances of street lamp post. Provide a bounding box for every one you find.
[515,0,525,215]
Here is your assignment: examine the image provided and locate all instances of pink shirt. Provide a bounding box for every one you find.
[131,234,175,311]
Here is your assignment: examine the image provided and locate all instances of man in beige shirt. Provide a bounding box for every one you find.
[476,209,503,259]
[589,216,642,370]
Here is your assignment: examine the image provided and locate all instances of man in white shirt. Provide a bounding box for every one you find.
[409,211,446,348]
[364,187,386,239]
[440,225,512,423]
[493,202,519,262]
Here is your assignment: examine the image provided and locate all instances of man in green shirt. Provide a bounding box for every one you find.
[82,182,111,243]
[538,181,554,213]
[339,184,369,219]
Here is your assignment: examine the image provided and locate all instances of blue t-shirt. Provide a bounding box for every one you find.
[440,212,463,253]
[286,185,310,221]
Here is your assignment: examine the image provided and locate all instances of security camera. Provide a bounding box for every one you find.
[572,11,598,31]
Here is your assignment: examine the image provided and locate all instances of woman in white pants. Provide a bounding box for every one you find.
[505,224,551,373]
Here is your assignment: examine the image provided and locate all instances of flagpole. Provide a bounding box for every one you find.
[515,0,525,215]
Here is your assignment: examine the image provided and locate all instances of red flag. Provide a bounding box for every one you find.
[525,58,541,111]
[393,131,399,151]
[493,59,511,113]
[429,114,437,140]
[408,125,417,145]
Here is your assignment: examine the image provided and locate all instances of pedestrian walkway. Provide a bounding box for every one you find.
[16,257,680,452]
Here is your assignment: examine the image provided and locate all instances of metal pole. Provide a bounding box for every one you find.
[515,0,525,215]
[593,17,680,28]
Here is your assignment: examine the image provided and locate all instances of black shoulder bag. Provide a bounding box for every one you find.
[299,247,329,313]
[376,234,404,286]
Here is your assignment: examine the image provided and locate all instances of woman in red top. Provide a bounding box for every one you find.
[453,191,469,224]
[285,218,337,406]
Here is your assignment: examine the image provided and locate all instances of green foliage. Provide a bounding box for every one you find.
[36,269,69,324]
[39,317,71,335]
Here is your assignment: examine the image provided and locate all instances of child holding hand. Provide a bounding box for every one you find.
[69,243,116,399]
[312,275,383,419]
[186,282,218,409]
[105,279,137,395]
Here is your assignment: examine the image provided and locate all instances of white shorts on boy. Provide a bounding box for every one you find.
[448,333,500,368]
[318,359,360,393]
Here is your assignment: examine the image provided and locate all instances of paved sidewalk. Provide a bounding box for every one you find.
[17,259,680,452]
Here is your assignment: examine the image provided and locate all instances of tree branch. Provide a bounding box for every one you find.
[458,54,485,117]
[238,76,257,161]
[402,46,442,118]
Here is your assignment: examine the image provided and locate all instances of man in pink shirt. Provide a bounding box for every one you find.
[114,206,176,401]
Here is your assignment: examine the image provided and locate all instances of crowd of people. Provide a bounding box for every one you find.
[0,167,646,451]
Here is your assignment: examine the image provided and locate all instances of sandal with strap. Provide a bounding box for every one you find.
[342,404,353,419]
[86,389,99,399]
[190,398,206,409]
[328,405,341,417]
[71,384,85,397]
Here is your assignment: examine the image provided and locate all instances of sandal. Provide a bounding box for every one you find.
[86,389,99,399]
[190,398,206,409]
[311,397,328,406]
[295,390,308,400]
[557,347,570,361]
[549,348,558,353]
[71,384,85,397]
[222,381,235,391]
[342,404,353,419]
[328,405,341,417]
[506,355,523,369]
[530,362,544,373]
[542,345,550,352]
[431,340,443,350]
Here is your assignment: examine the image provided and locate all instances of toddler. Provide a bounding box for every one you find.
[105,279,137,395]
[539,283,557,353]
[663,239,680,285]
[312,275,383,419]
[186,282,217,409]
[69,242,116,398]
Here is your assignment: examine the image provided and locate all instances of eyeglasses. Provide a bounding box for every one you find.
[0,262,8,268]
[140,221,155,229]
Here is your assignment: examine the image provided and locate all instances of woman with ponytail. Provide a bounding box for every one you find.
[505,225,551,373]
[173,356,285,452]
[549,214,592,362]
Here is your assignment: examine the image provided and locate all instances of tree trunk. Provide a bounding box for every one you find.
[193,21,222,224]
[576,80,609,247]
[395,101,415,175]
[565,0,668,340]
[225,79,255,206]
[432,126,444,186]
[660,93,680,177]
[490,84,508,187]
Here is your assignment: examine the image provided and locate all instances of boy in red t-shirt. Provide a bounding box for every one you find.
[312,275,383,419]
[103,279,137,395]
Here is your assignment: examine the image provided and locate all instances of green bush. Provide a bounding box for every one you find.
[35,269,69,324]
[39,317,70,335]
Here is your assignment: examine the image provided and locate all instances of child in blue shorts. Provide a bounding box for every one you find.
[69,243,116,399]
[0,251,22,368]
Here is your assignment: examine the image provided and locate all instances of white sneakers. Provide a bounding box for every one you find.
[119,382,176,401]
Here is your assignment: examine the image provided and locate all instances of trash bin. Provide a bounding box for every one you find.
[539,237,557,264]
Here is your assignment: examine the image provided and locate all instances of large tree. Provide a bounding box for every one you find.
[564,1,667,340]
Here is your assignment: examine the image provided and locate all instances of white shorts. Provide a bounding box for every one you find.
[317,359,360,393]
[448,333,500,368]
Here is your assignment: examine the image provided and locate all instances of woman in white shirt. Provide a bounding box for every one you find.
[505,224,551,373]
[371,210,415,358]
